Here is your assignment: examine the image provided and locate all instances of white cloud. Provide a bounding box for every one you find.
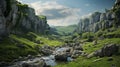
[81,13,92,19]
[29,1,81,26]
[17,0,22,3]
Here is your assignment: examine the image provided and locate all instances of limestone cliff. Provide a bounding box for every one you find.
[0,0,49,39]
[75,0,120,33]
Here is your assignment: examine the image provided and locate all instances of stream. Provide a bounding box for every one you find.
[8,43,83,67]
[8,47,73,67]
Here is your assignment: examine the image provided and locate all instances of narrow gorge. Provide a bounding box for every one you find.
[0,0,120,67]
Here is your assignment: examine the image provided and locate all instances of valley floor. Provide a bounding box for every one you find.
[0,32,120,67]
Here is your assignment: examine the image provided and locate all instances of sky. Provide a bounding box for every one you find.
[19,0,115,26]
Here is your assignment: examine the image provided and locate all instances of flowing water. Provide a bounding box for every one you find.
[8,47,73,67]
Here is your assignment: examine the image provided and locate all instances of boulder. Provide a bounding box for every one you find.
[74,46,83,51]
[22,62,29,67]
[27,55,34,59]
[71,50,83,58]
[41,49,53,56]
[72,50,83,55]
[55,54,68,61]
[94,49,103,57]
[94,44,119,57]
[0,61,9,67]
[18,56,23,61]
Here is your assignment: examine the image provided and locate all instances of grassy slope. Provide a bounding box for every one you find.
[0,32,63,62]
[83,38,120,53]
[0,37,37,62]
[55,27,120,67]
[28,32,64,46]
[54,25,77,35]
[55,38,120,67]
[55,55,120,67]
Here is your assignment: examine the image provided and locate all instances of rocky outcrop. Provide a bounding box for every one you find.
[94,44,119,57]
[40,45,53,56]
[75,11,115,33]
[115,0,120,4]
[0,0,7,37]
[75,0,120,33]
[0,0,50,39]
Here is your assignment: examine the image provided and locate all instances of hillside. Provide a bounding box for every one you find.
[0,0,120,67]
[0,0,53,64]
[55,0,120,67]
[53,25,77,35]
[0,0,50,38]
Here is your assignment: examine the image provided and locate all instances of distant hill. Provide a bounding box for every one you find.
[53,25,77,35]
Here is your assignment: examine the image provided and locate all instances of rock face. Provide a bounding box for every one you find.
[75,11,115,33]
[0,0,7,37]
[0,0,50,38]
[115,0,120,4]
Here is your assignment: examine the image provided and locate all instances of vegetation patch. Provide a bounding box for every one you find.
[55,55,120,67]
[83,38,120,53]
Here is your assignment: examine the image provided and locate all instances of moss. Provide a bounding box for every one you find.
[17,4,28,10]
[39,15,46,19]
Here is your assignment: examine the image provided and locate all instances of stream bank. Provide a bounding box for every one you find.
[7,42,84,67]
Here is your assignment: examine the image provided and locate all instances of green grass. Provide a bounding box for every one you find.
[95,28,120,38]
[55,38,120,67]
[82,32,95,39]
[0,32,63,62]
[83,38,120,53]
[28,32,64,46]
[36,37,63,46]
[104,28,120,38]
[27,32,64,46]
[11,32,63,47]
[55,55,120,67]
[10,34,37,48]
[54,25,77,35]
[0,37,37,62]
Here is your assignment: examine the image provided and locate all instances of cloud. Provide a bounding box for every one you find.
[81,13,92,19]
[17,0,22,3]
[85,4,90,7]
[29,1,81,26]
